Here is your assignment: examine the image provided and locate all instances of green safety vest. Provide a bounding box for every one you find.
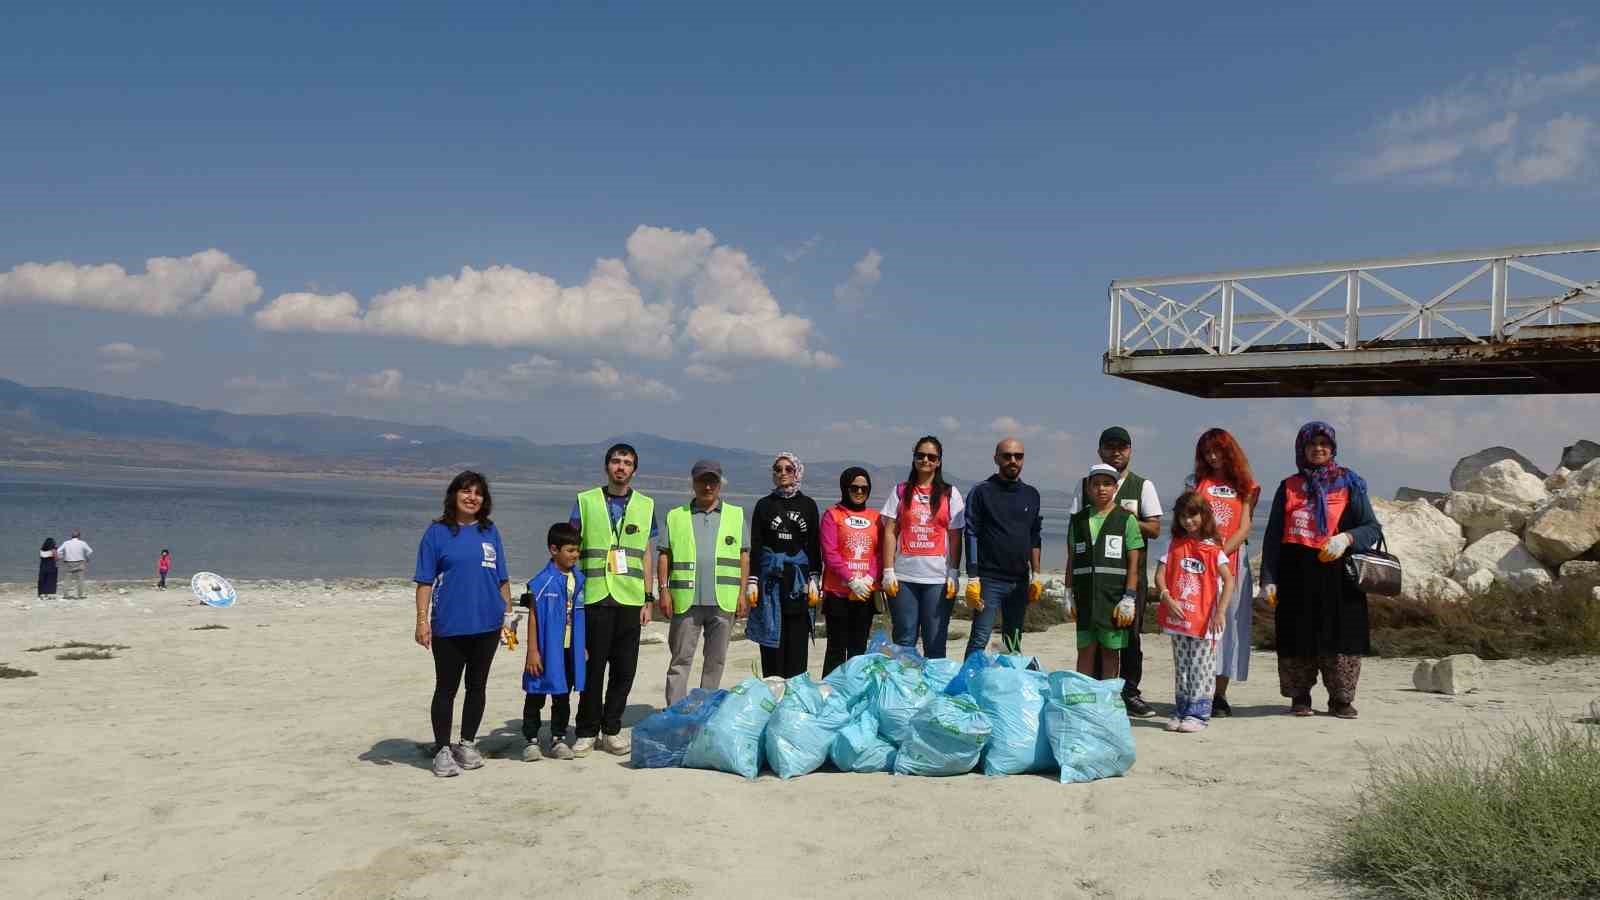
[1069,506,1135,632]
[1080,471,1150,601]
[577,487,655,606]
[664,502,745,614]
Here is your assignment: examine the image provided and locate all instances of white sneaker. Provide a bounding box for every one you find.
[432,745,462,778]
[598,733,630,756]
[451,741,485,770]
[548,740,575,760]
[521,739,543,762]
[1164,717,1182,733]
[571,737,595,757]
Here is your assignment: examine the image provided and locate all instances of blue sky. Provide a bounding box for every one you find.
[3,2,1599,494]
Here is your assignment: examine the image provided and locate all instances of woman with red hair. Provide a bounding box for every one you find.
[1187,428,1259,716]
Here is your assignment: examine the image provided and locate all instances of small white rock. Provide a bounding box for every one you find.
[1412,659,1438,692]
[1432,653,1482,695]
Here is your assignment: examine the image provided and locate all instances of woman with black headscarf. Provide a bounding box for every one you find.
[1259,422,1383,719]
[38,537,58,599]
[819,467,882,676]
[747,452,822,678]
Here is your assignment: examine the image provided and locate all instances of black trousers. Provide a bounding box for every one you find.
[761,609,812,679]
[821,594,874,677]
[575,602,640,738]
[523,643,576,740]
[430,630,499,748]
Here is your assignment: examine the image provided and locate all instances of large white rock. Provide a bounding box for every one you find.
[1450,447,1547,490]
[1451,530,1553,593]
[1561,439,1600,472]
[1443,491,1529,542]
[1463,568,1496,596]
[1412,659,1438,691]
[1546,467,1572,492]
[1433,654,1482,695]
[1524,498,1600,567]
[1461,460,1549,507]
[1561,459,1600,497]
[1371,499,1467,595]
[1402,572,1470,605]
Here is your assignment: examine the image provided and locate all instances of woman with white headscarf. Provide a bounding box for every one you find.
[745,451,822,677]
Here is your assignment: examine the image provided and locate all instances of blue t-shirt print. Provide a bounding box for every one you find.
[414,521,509,638]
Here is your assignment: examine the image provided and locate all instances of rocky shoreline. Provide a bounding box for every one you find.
[1376,439,1600,606]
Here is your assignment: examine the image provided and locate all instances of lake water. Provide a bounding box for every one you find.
[4,470,1177,585]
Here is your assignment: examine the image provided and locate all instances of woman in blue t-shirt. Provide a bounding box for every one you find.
[414,470,512,777]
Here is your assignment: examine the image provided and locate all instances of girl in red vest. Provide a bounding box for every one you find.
[1187,428,1260,717]
[1156,492,1235,733]
[820,467,882,676]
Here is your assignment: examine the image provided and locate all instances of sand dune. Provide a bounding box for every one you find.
[3,578,1597,899]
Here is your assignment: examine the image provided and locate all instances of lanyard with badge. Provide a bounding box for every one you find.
[607,495,631,575]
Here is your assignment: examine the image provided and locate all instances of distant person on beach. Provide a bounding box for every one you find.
[819,467,881,676]
[962,437,1044,658]
[1069,426,1162,718]
[157,549,171,590]
[1187,428,1260,717]
[57,530,93,600]
[1068,463,1145,680]
[881,436,965,659]
[520,523,586,762]
[37,538,58,599]
[1260,422,1383,719]
[659,459,748,704]
[570,443,657,758]
[414,471,513,778]
[747,452,821,678]
[1155,491,1235,733]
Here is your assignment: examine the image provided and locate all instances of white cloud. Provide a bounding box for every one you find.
[781,235,822,263]
[94,341,164,374]
[0,249,261,317]
[833,249,883,308]
[1346,57,1600,186]
[252,291,363,333]
[345,368,406,400]
[1496,114,1594,185]
[938,415,961,431]
[988,416,1042,437]
[440,356,681,403]
[684,363,733,383]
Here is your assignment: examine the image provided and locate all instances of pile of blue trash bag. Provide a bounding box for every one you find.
[628,633,1135,782]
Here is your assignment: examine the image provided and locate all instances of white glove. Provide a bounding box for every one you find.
[807,575,821,607]
[503,611,522,631]
[1113,592,1137,628]
[1262,583,1278,609]
[1319,532,1353,562]
[745,576,760,606]
[881,567,899,597]
[847,576,873,601]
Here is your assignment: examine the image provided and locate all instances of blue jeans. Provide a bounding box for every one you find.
[964,577,1029,659]
[889,581,953,659]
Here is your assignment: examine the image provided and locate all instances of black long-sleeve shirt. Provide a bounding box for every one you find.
[963,475,1043,579]
[751,493,821,611]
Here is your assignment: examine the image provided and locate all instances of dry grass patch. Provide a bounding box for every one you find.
[57,649,117,661]
[1,663,38,678]
[27,641,130,653]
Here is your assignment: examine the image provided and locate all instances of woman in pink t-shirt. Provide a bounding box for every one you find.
[157,549,172,590]
[880,435,965,659]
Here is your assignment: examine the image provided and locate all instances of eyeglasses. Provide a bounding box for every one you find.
[914,452,940,462]
[847,483,870,493]
[999,452,1024,461]
[774,465,796,474]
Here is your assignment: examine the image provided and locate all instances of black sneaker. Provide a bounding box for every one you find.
[1125,695,1156,718]
[1213,697,1233,717]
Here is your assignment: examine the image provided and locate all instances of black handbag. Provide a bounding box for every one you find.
[1344,536,1402,597]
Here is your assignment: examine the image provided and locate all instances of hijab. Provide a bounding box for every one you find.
[771,451,804,499]
[1295,421,1366,534]
[838,466,871,511]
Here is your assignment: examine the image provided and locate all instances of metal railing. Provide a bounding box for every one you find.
[1108,240,1600,361]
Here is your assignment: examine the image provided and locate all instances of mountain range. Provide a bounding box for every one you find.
[0,378,1070,502]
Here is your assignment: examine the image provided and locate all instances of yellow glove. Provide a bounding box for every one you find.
[945,568,958,601]
[1112,592,1137,628]
[1318,532,1352,563]
[807,576,821,607]
[1027,579,1043,605]
[963,577,983,610]
[881,568,899,598]
[1263,583,1278,610]
[745,577,760,607]
[847,576,873,602]
[1065,599,1076,622]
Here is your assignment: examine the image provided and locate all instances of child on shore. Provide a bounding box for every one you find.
[521,523,587,761]
[157,550,171,590]
[1067,463,1144,679]
[1155,491,1235,733]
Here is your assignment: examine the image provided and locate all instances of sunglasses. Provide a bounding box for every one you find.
[774,465,796,474]
[914,452,940,462]
[999,452,1024,461]
[846,483,870,493]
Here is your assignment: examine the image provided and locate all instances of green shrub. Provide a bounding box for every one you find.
[0,663,38,678]
[1328,718,1600,899]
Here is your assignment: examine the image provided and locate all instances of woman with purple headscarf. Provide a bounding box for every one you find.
[1259,422,1383,718]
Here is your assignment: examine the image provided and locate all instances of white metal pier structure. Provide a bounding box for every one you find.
[1104,240,1600,398]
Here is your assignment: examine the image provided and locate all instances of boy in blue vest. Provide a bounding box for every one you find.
[521,523,587,761]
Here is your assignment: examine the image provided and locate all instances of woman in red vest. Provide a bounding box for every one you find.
[1259,422,1383,719]
[820,466,881,676]
[1188,428,1260,717]
[880,435,965,659]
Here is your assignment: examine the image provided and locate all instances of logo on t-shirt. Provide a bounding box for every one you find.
[1207,484,1238,499]
[1180,557,1206,574]
[1105,535,1124,559]
[844,515,872,529]
[481,542,497,569]
[1119,499,1138,514]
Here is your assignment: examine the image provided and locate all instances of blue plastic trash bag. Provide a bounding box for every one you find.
[970,667,1053,776]
[922,658,961,694]
[631,688,726,769]
[945,651,997,696]
[870,660,934,745]
[1042,672,1136,784]
[829,709,896,773]
[765,675,854,779]
[893,692,992,777]
[684,677,778,779]
[822,652,890,706]
[995,654,1041,671]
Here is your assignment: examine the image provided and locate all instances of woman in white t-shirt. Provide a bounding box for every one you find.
[880,435,965,659]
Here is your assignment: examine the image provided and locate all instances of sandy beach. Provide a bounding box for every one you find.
[3,577,1597,900]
